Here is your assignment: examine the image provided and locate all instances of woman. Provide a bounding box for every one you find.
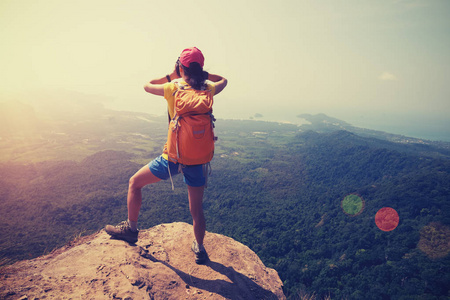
[105,47,227,264]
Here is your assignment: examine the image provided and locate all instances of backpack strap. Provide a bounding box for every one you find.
[203,162,212,189]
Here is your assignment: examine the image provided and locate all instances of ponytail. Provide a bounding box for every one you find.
[181,62,209,90]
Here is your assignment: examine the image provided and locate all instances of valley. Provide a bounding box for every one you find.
[1,101,449,299]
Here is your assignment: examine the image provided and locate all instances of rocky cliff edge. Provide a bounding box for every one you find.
[0,222,285,299]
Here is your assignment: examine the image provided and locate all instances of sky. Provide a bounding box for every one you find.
[1,0,449,140]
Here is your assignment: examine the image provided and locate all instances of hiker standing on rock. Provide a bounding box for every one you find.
[105,47,227,264]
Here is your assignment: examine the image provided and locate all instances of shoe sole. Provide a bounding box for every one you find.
[193,250,209,264]
[195,256,208,264]
[109,234,138,243]
[105,229,138,243]
[191,241,208,264]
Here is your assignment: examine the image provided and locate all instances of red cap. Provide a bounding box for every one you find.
[179,47,204,68]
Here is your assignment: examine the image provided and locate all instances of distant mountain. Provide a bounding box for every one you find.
[297,113,450,157]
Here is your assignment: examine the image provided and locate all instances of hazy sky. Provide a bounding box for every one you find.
[1,0,449,139]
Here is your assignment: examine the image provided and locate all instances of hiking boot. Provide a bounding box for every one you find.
[191,240,209,264]
[105,221,138,243]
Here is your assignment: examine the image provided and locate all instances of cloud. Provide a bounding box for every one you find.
[379,72,398,81]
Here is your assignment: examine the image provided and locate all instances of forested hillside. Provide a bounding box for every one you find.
[0,103,449,299]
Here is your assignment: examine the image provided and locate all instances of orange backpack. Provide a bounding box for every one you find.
[164,83,216,165]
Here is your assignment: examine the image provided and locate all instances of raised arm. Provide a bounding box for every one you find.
[143,76,168,96]
[144,68,180,96]
[208,73,228,95]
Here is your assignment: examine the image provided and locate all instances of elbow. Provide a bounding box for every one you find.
[221,78,228,90]
[214,78,228,95]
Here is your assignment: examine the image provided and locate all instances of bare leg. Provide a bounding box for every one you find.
[128,165,161,222]
[188,185,206,245]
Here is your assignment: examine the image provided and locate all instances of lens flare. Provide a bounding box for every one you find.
[375,207,399,231]
[418,222,450,259]
[341,194,365,216]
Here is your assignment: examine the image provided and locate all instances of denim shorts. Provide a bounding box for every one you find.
[148,155,206,187]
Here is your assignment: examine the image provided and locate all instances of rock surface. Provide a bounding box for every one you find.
[0,222,285,299]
